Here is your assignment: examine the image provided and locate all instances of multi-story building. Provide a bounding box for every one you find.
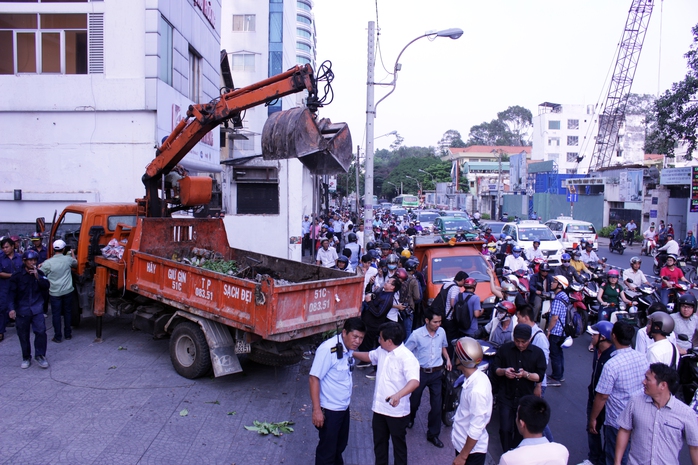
[220,0,321,259]
[0,0,222,231]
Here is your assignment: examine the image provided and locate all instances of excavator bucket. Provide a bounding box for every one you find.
[261,107,352,174]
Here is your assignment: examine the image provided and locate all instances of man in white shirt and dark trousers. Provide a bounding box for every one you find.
[354,321,420,465]
[404,308,452,448]
[498,395,568,465]
[309,318,366,465]
[451,336,493,465]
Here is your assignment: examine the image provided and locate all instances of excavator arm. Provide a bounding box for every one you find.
[139,62,351,217]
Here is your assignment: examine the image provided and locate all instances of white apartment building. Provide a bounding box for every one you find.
[0,0,222,227]
[220,0,321,260]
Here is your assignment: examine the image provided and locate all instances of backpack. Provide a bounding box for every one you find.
[452,293,475,334]
[429,283,456,316]
[564,302,584,338]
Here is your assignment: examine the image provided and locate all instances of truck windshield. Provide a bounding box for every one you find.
[55,211,83,253]
[431,256,490,284]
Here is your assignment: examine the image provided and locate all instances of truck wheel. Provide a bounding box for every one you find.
[248,347,303,367]
[169,322,212,379]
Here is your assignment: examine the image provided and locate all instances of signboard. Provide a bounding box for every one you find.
[650,209,657,218]
[566,193,578,203]
[328,176,337,193]
[660,167,692,185]
[691,167,698,213]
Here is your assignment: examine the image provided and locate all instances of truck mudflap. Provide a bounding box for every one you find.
[165,311,243,377]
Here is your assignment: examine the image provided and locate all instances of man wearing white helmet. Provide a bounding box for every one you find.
[451,336,493,465]
[545,275,569,387]
[39,240,77,343]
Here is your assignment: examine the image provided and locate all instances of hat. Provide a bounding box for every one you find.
[513,324,532,340]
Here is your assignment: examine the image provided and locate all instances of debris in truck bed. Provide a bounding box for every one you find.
[101,238,125,261]
[200,260,238,275]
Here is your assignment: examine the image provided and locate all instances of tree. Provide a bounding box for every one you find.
[647,23,698,159]
[437,130,466,155]
[465,105,533,147]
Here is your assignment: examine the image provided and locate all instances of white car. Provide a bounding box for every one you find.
[545,217,598,251]
[501,220,564,266]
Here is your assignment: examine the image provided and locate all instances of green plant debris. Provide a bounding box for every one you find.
[180,409,189,417]
[244,420,294,436]
[118,346,127,350]
[227,411,237,416]
[205,400,220,405]
[108,366,117,370]
[200,259,238,275]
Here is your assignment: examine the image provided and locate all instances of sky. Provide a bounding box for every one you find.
[312,0,698,152]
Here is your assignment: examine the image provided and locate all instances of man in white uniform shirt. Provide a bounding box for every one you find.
[354,321,420,465]
[451,337,493,465]
[316,239,338,268]
[622,257,648,291]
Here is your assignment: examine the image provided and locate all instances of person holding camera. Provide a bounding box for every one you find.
[39,240,77,343]
[309,317,366,465]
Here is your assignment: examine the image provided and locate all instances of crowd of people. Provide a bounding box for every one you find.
[0,235,76,369]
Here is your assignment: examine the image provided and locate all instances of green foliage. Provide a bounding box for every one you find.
[480,213,491,220]
[646,23,698,159]
[437,130,466,155]
[245,420,294,436]
[466,105,533,147]
[598,226,615,238]
[200,260,238,275]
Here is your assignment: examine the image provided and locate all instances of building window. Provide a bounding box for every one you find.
[235,167,279,215]
[296,55,311,66]
[159,16,173,85]
[566,169,578,174]
[297,1,312,12]
[567,136,579,146]
[269,12,282,43]
[548,120,560,130]
[232,14,255,32]
[548,137,560,147]
[567,119,579,130]
[296,42,311,53]
[188,46,201,103]
[231,53,255,72]
[566,152,578,163]
[0,13,87,75]
[297,14,311,25]
[548,153,559,161]
[296,27,311,39]
[233,135,255,152]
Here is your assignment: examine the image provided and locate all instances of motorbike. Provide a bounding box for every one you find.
[569,281,589,331]
[641,237,656,256]
[580,268,604,325]
[537,289,556,331]
[442,339,496,427]
[678,335,698,405]
[608,235,626,255]
[625,279,661,327]
[661,277,692,312]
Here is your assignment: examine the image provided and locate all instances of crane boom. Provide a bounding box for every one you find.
[588,0,653,172]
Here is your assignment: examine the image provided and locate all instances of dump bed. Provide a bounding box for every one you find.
[126,218,363,341]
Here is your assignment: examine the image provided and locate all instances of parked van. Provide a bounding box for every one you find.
[545,216,598,251]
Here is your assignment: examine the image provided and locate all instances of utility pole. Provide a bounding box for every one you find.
[363,21,376,247]
[355,145,360,214]
[497,150,503,220]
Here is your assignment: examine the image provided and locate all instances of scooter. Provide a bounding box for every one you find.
[626,279,661,327]
[641,238,656,256]
[569,281,589,330]
[609,236,626,255]
[661,278,692,312]
[442,340,496,427]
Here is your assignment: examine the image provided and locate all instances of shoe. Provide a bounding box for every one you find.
[356,361,371,368]
[559,378,565,382]
[407,420,414,429]
[547,378,562,387]
[0,333,4,342]
[588,344,594,352]
[365,370,376,380]
[65,336,72,340]
[427,436,444,448]
[21,358,31,369]
[577,460,594,465]
[52,337,62,343]
[35,355,49,369]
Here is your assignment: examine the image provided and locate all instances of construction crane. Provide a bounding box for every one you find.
[588,0,654,172]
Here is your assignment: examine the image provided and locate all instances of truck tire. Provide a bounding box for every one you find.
[169,322,212,379]
[248,347,303,367]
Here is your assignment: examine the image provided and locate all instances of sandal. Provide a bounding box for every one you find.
[588,344,594,352]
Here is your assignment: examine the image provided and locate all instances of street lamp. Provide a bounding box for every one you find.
[386,181,399,195]
[418,169,436,188]
[363,22,463,247]
[405,175,421,195]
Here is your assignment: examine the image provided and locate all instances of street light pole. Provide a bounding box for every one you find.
[363,22,463,248]
[405,175,421,195]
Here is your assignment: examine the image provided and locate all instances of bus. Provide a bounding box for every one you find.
[393,194,419,208]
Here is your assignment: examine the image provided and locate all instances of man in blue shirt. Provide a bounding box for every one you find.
[8,250,50,369]
[404,308,452,448]
[545,275,569,386]
[309,317,366,465]
[0,237,24,343]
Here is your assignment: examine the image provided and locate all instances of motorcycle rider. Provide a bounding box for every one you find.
[414,221,423,234]
[610,223,624,250]
[646,312,680,369]
[487,301,517,346]
[657,232,680,261]
[503,246,527,274]
[554,253,581,284]
[528,263,553,323]
[570,250,591,275]
[597,269,634,321]
[482,227,496,244]
[453,228,467,243]
[681,230,697,258]
[524,238,545,262]
[580,242,604,268]
[622,257,648,291]
[642,224,657,255]
[659,254,690,306]
[671,293,698,355]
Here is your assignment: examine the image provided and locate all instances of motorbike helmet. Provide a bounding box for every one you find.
[453,337,483,368]
[512,246,522,254]
[667,232,674,238]
[463,278,477,289]
[552,275,569,289]
[456,227,465,234]
[369,249,382,260]
[53,239,67,250]
[395,268,408,281]
[572,250,582,259]
[22,250,39,260]
[404,258,418,272]
[380,242,391,250]
[386,253,399,270]
[532,237,540,245]
[677,293,697,315]
[501,282,517,295]
[648,311,675,336]
[366,241,376,251]
[495,301,516,319]
[499,233,507,240]
[336,256,349,268]
[629,256,641,265]
[348,233,357,243]
[30,232,41,241]
[401,249,411,259]
[590,321,614,341]
[666,254,678,264]
[539,263,551,272]
[607,269,620,277]
[561,253,571,261]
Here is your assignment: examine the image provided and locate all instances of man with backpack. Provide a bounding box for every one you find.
[544,275,569,387]
[451,278,482,340]
[431,271,468,350]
